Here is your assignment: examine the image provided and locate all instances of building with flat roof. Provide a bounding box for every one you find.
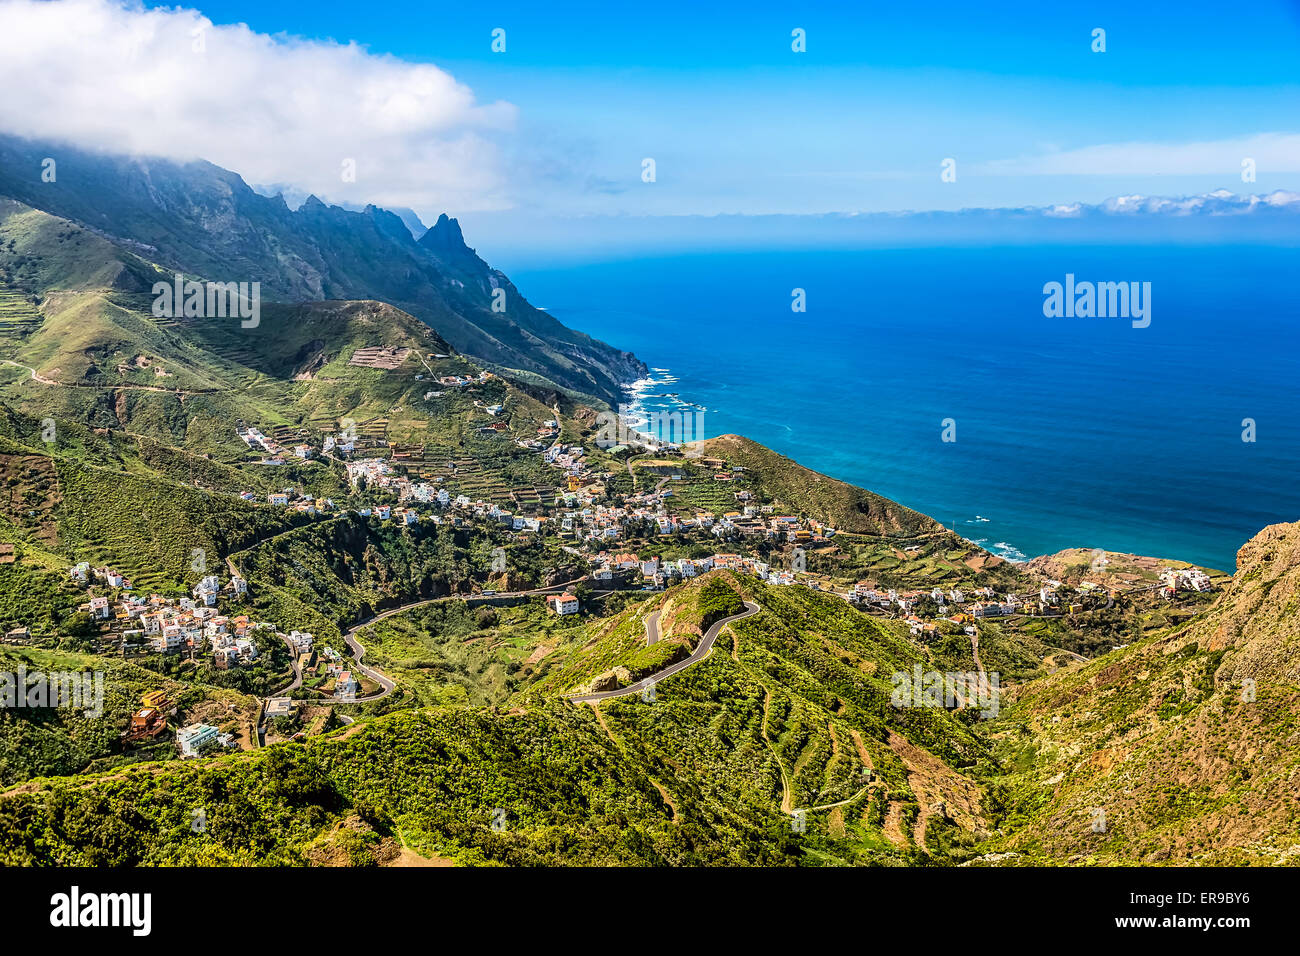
[335,672,358,700]
[177,723,219,757]
[265,697,296,718]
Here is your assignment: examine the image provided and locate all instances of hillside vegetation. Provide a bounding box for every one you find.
[0,138,1295,869]
[985,521,1300,864]
[0,573,1000,865]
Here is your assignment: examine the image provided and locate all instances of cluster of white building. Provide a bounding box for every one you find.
[846,581,1087,619]
[435,370,492,389]
[70,563,131,590]
[586,550,800,591]
[346,457,393,490]
[236,423,317,464]
[75,574,285,666]
[344,458,449,508]
[1159,566,1214,594]
[251,487,335,515]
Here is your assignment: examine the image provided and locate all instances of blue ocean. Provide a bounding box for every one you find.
[507,244,1300,572]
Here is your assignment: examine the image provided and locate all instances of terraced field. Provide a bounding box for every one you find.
[660,473,744,513]
[403,443,558,506]
[0,283,42,336]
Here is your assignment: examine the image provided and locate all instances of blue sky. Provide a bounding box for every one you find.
[173,0,1300,84]
[15,0,1300,242]
[169,0,1300,225]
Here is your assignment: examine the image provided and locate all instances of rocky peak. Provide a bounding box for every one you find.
[419,213,471,257]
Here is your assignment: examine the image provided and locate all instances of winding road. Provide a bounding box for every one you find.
[643,609,662,645]
[340,621,398,701]
[252,575,599,747]
[568,600,761,703]
[336,576,597,702]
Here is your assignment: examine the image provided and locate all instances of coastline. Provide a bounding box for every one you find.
[513,243,1294,572]
[620,368,1035,565]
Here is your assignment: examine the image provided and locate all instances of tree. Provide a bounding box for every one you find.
[61,610,95,637]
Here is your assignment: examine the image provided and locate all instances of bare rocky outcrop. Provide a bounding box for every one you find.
[586,666,634,694]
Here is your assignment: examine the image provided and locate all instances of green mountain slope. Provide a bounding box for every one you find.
[699,435,944,538]
[0,134,645,406]
[0,198,570,457]
[985,520,1300,865]
[0,573,996,865]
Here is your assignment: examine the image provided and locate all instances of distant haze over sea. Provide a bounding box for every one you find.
[509,242,1300,572]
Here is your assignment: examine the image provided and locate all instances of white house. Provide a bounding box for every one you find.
[194,575,221,607]
[178,723,219,757]
[546,593,580,616]
[335,671,359,700]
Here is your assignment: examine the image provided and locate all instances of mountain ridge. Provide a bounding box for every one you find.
[0,133,645,406]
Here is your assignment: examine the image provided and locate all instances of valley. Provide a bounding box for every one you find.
[0,142,1290,869]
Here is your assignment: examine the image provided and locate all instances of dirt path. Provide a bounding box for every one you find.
[525,643,553,665]
[591,704,619,747]
[790,737,815,793]
[958,632,996,710]
[780,733,811,806]
[828,807,846,838]
[3,758,184,799]
[332,720,370,741]
[759,688,794,814]
[591,704,678,823]
[792,783,872,815]
[388,847,452,867]
[649,780,679,824]
[0,359,220,394]
[389,828,455,867]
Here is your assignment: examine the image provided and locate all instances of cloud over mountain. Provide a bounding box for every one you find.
[0,0,517,214]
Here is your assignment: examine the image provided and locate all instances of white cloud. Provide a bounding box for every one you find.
[0,0,518,214]
[976,132,1300,177]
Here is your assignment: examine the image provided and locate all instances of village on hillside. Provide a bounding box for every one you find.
[12,365,1220,763]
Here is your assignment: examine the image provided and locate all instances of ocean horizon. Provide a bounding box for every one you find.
[508,242,1300,572]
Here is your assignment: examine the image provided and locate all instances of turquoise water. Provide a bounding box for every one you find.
[507,244,1300,571]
